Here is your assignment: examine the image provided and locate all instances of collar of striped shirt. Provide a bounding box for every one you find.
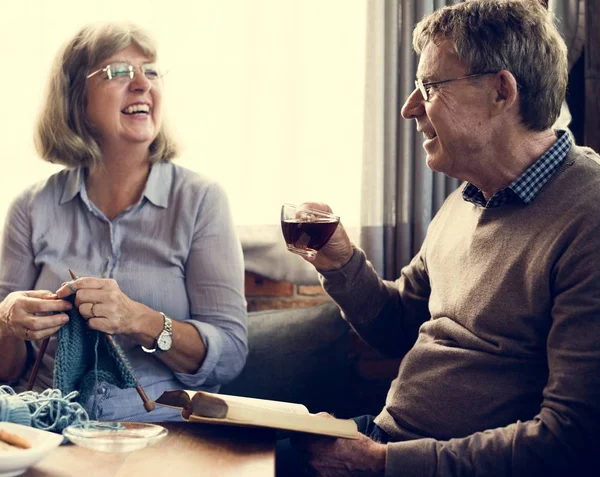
[462,130,572,208]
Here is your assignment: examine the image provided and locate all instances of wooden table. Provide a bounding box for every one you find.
[24,422,275,476]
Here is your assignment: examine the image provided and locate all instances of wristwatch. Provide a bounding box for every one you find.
[142,312,173,355]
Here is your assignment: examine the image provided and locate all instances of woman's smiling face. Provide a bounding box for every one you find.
[85,44,163,150]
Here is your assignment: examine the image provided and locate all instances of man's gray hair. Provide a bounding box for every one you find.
[413,0,568,131]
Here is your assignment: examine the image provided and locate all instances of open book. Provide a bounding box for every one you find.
[154,390,359,439]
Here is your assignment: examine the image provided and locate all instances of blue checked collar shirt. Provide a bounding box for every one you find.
[462,130,572,208]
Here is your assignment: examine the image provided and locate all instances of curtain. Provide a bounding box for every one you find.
[360,0,579,281]
[549,0,585,70]
[360,0,460,280]
[238,0,582,285]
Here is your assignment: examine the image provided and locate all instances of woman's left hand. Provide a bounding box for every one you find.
[55,277,145,335]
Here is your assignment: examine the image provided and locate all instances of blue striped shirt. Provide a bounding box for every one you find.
[0,162,247,421]
[463,130,572,207]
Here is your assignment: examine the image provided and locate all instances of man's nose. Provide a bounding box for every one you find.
[401,88,425,120]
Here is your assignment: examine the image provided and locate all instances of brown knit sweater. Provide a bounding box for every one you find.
[321,144,600,476]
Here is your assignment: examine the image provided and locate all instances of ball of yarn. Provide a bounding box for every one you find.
[0,394,31,426]
[0,385,89,433]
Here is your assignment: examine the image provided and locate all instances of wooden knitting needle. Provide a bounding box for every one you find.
[27,272,78,390]
[26,274,76,390]
[68,269,155,412]
[26,336,49,391]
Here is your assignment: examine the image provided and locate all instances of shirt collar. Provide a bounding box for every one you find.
[60,168,84,205]
[462,129,572,208]
[59,162,172,208]
[144,162,171,208]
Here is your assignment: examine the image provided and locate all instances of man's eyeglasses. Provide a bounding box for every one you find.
[415,71,498,102]
[87,61,163,81]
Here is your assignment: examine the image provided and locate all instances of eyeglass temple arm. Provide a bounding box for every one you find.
[86,68,103,79]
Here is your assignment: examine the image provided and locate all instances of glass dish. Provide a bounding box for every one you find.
[62,421,167,453]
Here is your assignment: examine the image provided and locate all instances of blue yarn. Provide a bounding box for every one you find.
[0,385,89,433]
[0,394,31,427]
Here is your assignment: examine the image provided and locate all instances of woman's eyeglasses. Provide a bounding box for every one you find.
[87,61,164,81]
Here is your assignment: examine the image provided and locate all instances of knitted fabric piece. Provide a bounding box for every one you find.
[53,295,138,408]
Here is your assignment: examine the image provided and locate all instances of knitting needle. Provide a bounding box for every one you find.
[27,276,74,390]
[26,278,74,390]
[26,337,49,391]
[68,269,155,412]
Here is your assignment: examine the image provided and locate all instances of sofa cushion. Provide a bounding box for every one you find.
[220,302,350,414]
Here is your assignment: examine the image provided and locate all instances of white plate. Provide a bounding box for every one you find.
[0,422,63,477]
[63,422,167,453]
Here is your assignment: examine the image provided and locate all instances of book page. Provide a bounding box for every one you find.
[155,390,308,414]
[216,393,309,415]
[182,390,196,400]
[187,407,359,439]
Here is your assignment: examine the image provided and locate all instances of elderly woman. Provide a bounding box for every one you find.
[0,23,247,421]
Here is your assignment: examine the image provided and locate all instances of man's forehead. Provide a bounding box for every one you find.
[416,40,463,79]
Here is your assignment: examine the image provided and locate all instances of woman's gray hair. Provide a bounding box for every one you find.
[413,0,568,131]
[35,22,178,169]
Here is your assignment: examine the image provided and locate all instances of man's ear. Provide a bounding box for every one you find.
[490,70,519,117]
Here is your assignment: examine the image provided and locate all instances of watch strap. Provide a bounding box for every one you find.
[142,312,172,354]
[163,314,173,334]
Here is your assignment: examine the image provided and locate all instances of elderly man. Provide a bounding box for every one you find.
[277,1,600,476]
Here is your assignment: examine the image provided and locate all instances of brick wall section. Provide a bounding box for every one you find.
[245,272,331,312]
[245,271,401,389]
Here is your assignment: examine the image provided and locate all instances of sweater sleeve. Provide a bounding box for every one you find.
[384,222,600,477]
[320,246,431,359]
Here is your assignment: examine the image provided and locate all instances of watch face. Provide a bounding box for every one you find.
[157,333,173,351]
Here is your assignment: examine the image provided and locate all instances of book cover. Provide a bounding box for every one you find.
[155,390,359,439]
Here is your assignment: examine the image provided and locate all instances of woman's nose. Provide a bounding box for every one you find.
[129,69,151,91]
[401,88,425,120]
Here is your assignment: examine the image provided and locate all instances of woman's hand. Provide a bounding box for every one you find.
[0,290,72,341]
[298,202,354,272]
[55,277,147,335]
